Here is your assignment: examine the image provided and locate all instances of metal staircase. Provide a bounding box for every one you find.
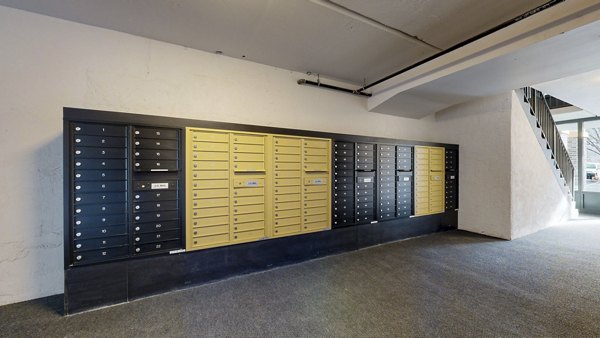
[522,87,574,198]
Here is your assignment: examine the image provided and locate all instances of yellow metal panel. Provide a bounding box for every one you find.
[187,128,232,251]
[233,187,265,197]
[274,170,301,179]
[233,220,264,232]
[304,177,328,185]
[233,161,265,172]
[274,178,301,186]
[233,153,265,162]
[233,178,264,187]
[274,137,301,147]
[233,195,264,206]
[274,186,301,194]
[273,224,301,237]
[191,171,229,180]
[303,206,328,216]
[190,233,229,249]
[274,154,301,162]
[274,193,301,203]
[233,144,264,153]
[304,163,328,172]
[304,185,327,193]
[190,131,229,143]
[191,224,229,237]
[303,192,328,201]
[190,216,229,228]
[192,188,229,199]
[304,213,328,223]
[191,151,229,161]
[233,204,265,215]
[192,206,229,218]
[303,220,328,232]
[304,148,328,156]
[274,216,301,227]
[303,155,328,163]
[274,146,301,155]
[192,197,229,209]
[274,201,301,211]
[191,142,229,152]
[303,200,326,208]
[232,229,265,242]
[191,179,229,190]
[303,139,329,149]
[274,209,301,219]
[232,212,264,225]
[192,161,229,170]
[233,134,265,145]
[274,162,301,170]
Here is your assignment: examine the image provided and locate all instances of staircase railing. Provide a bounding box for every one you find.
[523,87,574,195]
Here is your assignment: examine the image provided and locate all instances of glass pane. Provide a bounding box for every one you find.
[583,121,600,192]
[558,123,578,191]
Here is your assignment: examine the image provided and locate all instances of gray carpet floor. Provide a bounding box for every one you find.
[1,218,600,337]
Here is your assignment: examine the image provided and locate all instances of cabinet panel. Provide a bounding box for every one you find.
[274,216,301,227]
[274,137,301,147]
[233,212,265,223]
[192,188,229,199]
[275,154,301,162]
[192,197,229,209]
[274,170,301,179]
[190,215,229,228]
[190,131,229,143]
[232,229,265,242]
[274,201,301,211]
[233,161,265,172]
[191,224,229,237]
[233,134,265,145]
[192,151,229,161]
[304,148,328,156]
[233,144,265,153]
[192,161,229,171]
[273,224,301,236]
[233,195,264,206]
[233,187,264,197]
[274,146,301,155]
[191,179,229,190]
[233,220,264,232]
[191,142,229,152]
[303,139,328,148]
[274,162,301,170]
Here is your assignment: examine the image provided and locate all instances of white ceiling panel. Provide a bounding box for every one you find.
[332,0,550,49]
[535,69,600,117]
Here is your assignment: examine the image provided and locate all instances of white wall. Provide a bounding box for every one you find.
[509,91,571,239]
[432,94,513,239]
[0,6,440,306]
[0,6,572,306]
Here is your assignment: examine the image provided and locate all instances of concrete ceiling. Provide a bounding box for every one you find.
[535,69,600,119]
[0,0,549,85]
[366,1,600,119]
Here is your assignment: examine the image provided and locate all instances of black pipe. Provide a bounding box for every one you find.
[297,79,372,97]
[354,0,564,93]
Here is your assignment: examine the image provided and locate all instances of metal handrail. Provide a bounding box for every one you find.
[523,87,575,195]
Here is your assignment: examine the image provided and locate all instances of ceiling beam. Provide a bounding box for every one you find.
[308,0,442,52]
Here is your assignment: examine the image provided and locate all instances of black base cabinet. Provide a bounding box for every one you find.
[63,107,459,314]
[65,211,458,314]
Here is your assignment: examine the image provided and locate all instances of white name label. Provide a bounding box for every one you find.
[245,180,259,187]
[363,178,372,183]
[151,183,169,189]
[312,178,325,185]
[403,177,410,181]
